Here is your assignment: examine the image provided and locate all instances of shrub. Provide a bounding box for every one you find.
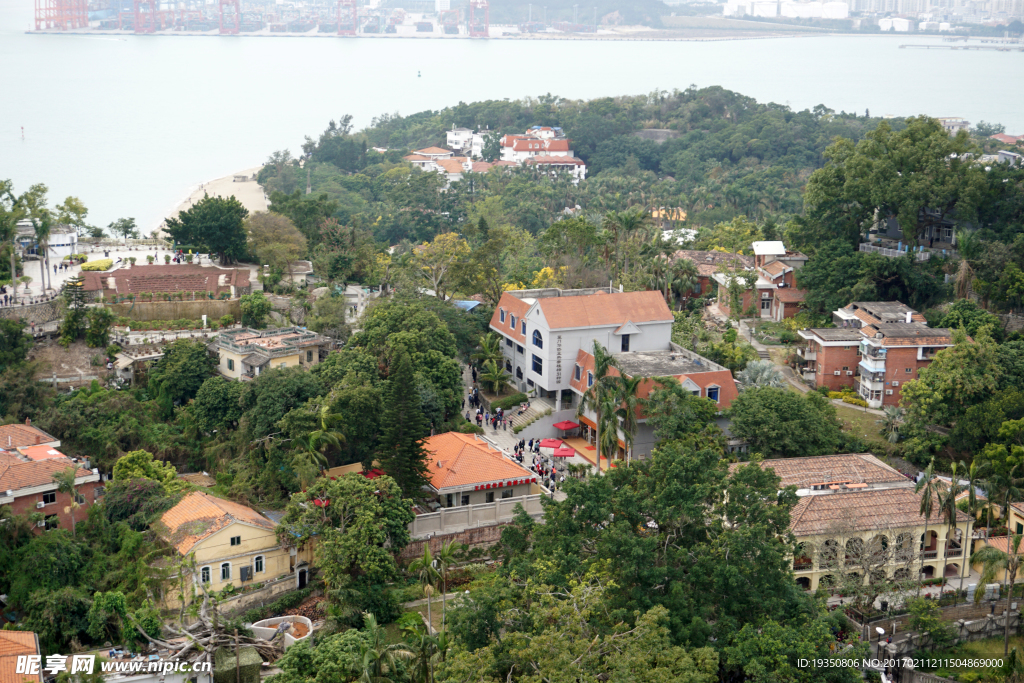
[220,314,234,327]
[490,392,528,412]
[163,255,171,264]
[146,255,154,264]
[458,422,484,435]
[828,391,843,399]
[80,259,113,271]
[842,396,869,407]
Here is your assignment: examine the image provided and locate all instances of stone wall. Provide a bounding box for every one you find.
[999,313,1024,334]
[850,599,1013,636]
[0,299,63,325]
[399,524,508,561]
[108,299,241,322]
[407,494,545,540]
[880,610,1020,658]
[218,574,302,617]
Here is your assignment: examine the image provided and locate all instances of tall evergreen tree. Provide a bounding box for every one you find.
[376,347,430,497]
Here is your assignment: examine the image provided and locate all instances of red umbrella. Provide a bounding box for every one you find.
[552,420,579,431]
[539,438,563,449]
[553,446,575,458]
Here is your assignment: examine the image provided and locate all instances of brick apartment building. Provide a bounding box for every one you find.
[0,422,102,533]
[797,302,953,408]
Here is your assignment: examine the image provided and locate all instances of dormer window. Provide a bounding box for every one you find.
[574,364,582,381]
[587,372,594,388]
[521,320,526,335]
[510,315,517,328]
[499,309,506,323]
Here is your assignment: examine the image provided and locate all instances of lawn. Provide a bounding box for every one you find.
[835,403,892,450]
[922,635,1024,681]
[410,601,445,633]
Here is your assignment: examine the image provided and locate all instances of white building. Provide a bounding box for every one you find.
[445,127,475,153]
[879,16,915,30]
[489,287,674,410]
[15,220,79,264]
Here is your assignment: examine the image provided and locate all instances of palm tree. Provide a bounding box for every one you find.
[614,374,645,465]
[670,257,700,308]
[478,359,508,396]
[293,405,347,485]
[603,207,651,275]
[409,546,440,633]
[938,461,965,605]
[435,540,462,628]
[972,534,1024,655]
[576,342,618,472]
[915,459,941,598]
[31,215,52,293]
[355,612,414,683]
[402,622,435,683]
[959,461,987,602]
[309,404,346,460]
[51,466,80,537]
[877,406,905,444]
[472,333,504,370]
[735,360,785,389]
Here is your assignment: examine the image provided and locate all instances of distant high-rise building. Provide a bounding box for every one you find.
[435,0,450,10]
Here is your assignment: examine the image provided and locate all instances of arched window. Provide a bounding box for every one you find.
[200,566,210,584]
[220,562,231,581]
[516,367,523,379]
[532,330,543,349]
[505,359,512,372]
[255,556,264,573]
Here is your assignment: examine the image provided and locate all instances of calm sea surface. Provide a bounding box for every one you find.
[2,0,1023,231]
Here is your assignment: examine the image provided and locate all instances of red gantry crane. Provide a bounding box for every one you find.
[219,0,240,34]
[133,0,159,33]
[34,0,88,31]
[337,0,356,35]
[468,0,488,37]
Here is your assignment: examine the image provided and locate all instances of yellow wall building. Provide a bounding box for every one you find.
[153,492,313,609]
[216,327,330,381]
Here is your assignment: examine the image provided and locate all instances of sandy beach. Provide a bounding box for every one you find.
[166,165,269,223]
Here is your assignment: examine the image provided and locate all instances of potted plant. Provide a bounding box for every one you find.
[164,255,171,264]
[128,257,137,266]
[185,254,193,263]
[146,255,154,264]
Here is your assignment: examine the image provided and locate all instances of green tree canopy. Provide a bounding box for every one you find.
[165,194,249,265]
[147,339,216,416]
[728,387,843,458]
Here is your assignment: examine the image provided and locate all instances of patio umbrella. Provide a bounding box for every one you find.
[539,438,563,449]
[552,446,575,458]
[552,420,579,431]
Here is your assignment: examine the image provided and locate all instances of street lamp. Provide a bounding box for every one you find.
[875,626,885,660]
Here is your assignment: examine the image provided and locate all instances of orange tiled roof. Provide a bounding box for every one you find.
[788,487,967,537]
[16,445,66,461]
[403,154,432,161]
[0,631,40,683]
[761,261,789,278]
[672,250,753,277]
[156,491,276,555]
[436,159,465,174]
[414,146,453,156]
[0,453,92,493]
[979,536,1019,555]
[0,424,59,449]
[470,161,494,173]
[536,290,672,330]
[852,309,881,326]
[423,432,534,490]
[490,293,532,343]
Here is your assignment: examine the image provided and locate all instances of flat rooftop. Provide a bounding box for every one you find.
[873,323,952,339]
[847,301,918,322]
[802,328,864,342]
[612,348,725,376]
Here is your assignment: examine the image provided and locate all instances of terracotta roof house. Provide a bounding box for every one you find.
[216,326,331,381]
[711,240,808,322]
[0,631,42,683]
[423,432,536,508]
[152,491,314,609]
[570,346,737,462]
[80,264,251,300]
[730,453,911,493]
[490,288,674,411]
[0,423,59,450]
[797,301,950,407]
[0,446,100,534]
[671,250,753,297]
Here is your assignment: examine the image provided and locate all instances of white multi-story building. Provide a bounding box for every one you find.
[489,287,674,410]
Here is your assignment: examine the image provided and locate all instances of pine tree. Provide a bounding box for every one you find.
[376,347,430,497]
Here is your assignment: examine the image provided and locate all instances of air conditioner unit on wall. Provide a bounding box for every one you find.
[35,502,45,509]
[846,371,854,376]
[36,521,46,528]
[892,381,899,387]
[833,371,841,376]
[885,390,893,395]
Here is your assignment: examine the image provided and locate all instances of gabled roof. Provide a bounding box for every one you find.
[470,161,494,173]
[788,487,966,537]
[156,491,277,555]
[0,453,93,494]
[535,290,671,330]
[524,155,585,166]
[413,146,453,156]
[423,432,534,490]
[490,293,531,343]
[0,631,41,683]
[760,260,789,278]
[731,453,909,490]
[672,250,753,277]
[0,424,59,449]
[436,159,466,174]
[16,445,66,461]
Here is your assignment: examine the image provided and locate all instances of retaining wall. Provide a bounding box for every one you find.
[0,299,63,325]
[406,494,545,542]
[218,574,301,616]
[108,299,241,322]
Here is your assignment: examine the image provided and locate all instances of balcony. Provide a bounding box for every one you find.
[861,344,887,360]
[797,347,816,361]
[922,550,938,560]
[793,558,813,571]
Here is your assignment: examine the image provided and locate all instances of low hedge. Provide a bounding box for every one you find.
[490,392,528,412]
[842,396,869,408]
[81,259,113,271]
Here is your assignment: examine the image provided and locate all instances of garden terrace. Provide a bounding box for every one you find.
[80,264,250,299]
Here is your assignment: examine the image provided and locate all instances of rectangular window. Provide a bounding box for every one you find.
[306,351,312,362]
[501,488,514,499]
[706,386,720,402]
[279,362,287,369]
[510,315,517,328]
[221,563,231,581]
[905,368,912,374]
[621,334,630,352]
[230,536,241,546]
[1018,523,1024,535]
[255,556,264,573]
[532,355,543,374]
[44,515,59,531]
[587,371,594,387]
[227,358,234,371]
[842,366,849,371]
[574,365,582,381]
[42,491,56,505]
[527,379,534,387]
[446,493,453,508]
[506,338,513,348]
[516,344,524,354]
[485,491,494,503]
[461,494,470,506]
[521,321,526,335]
[500,309,506,323]
[201,567,210,583]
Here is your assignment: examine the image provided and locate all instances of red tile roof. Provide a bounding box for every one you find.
[16,445,66,461]
[788,487,966,537]
[774,288,806,303]
[991,133,1023,145]
[423,432,534,490]
[0,631,41,683]
[524,155,585,166]
[761,261,789,278]
[413,147,453,156]
[156,491,276,555]
[0,453,92,494]
[672,250,753,277]
[490,293,531,343]
[731,453,908,489]
[436,159,465,174]
[0,424,59,449]
[470,162,494,173]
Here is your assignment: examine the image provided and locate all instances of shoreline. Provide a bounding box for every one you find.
[160,166,267,235]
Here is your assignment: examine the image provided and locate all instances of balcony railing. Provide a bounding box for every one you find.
[859,243,932,261]
[793,559,813,571]
[945,547,963,558]
[797,347,816,360]
[922,550,938,559]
